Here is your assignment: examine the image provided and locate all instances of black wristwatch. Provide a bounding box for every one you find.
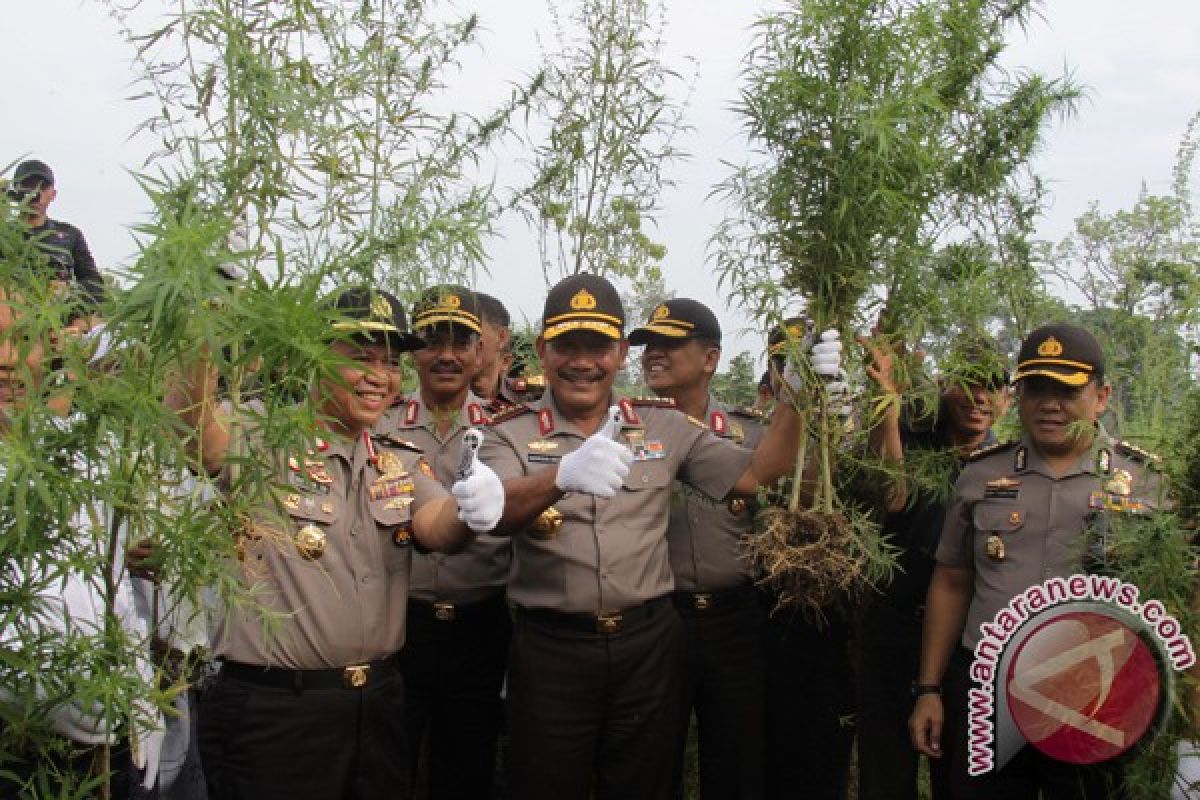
[910,682,941,698]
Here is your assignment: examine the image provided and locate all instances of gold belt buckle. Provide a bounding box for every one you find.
[692,593,713,611]
[343,664,370,689]
[433,602,457,622]
[596,611,623,635]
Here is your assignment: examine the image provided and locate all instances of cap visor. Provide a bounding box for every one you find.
[1012,367,1090,386]
[628,325,692,346]
[413,312,482,335]
[543,319,622,341]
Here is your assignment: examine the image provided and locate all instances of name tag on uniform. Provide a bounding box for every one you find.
[527,452,562,464]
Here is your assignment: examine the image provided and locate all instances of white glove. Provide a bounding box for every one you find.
[1173,738,1200,799]
[131,695,165,790]
[452,460,505,533]
[555,406,633,498]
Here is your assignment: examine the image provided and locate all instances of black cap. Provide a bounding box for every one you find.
[411,284,482,335]
[1013,323,1105,386]
[541,273,624,341]
[628,298,721,346]
[328,286,424,351]
[767,317,812,356]
[13,159,54,186]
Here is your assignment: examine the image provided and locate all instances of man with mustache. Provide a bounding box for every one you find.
[909,323,1163,798]
[856,333,1009,800]
[629,298,769,799]
[173,286,505,800]
[378,285,512,800]
[479,274,824,800]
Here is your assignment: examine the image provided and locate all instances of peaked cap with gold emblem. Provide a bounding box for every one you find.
[628,297,722,346]
[1012,323,1105,387]
[767,316,812,357]
[541,273,625,341]
[411,284,482,335]
[328,286,424,351]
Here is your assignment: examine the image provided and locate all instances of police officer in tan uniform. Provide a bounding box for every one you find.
[479,273,817,800]
[171,286,505,800]
[471,291,521,410]
[377,285,512,800]
[630,298,769,799]
[910,323,1163,799]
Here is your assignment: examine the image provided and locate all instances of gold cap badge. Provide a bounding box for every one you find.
[443,293,461,309]
[652,304,670,320]
[570,289,597,311]
[1037,336,1063,357]
[371,293,393,321]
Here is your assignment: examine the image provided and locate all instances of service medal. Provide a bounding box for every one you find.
[1104,469,1133,497]
[377,450,407,478]
[295,524,327,560]
[986,534,1005,561]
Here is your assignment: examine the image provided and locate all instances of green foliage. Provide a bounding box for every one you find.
[1047,111,1200,453]
[519,0,693,286]
[710,352,759,408]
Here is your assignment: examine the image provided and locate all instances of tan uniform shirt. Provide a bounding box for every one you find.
[480,391,754,614]
[212,414,446,669]
[377,394,511,605]
[667,398,766,592]
[936,427,1162,650]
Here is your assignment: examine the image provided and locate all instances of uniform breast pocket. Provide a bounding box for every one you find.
[973,503,1026,535]
[623,460,672,493]
[279,500,338,564]
[370,493,416,568]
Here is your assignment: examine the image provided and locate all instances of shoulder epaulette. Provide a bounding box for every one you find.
[966,440,1017,462]
[490,403,533,425]
[376,432,423,453]
[729,406,767,421]
[1116,440,1162,467]
[629,396,676,408]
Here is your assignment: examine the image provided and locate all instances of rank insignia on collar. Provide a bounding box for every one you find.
[1014,446,1027,472]
[709,411,727,435]
[1097,448,1112,475]
[528,439,559,452]
[467,403,487,426]
[405,401,420,426]
[537,408,554,436]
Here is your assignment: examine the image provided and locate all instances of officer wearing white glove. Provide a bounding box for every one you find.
[452,459,506,533]
[554,405,634,497]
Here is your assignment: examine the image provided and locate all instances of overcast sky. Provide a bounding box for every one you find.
[4,0,1199,364]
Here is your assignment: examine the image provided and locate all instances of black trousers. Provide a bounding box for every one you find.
[198,661,410,800]
[942,648,1126,800]
[763,606,855,800]
[672,587,766,800]
[856,600,949,800]
[0,737,146,799]
[399,595,512,800]
[507,598,685,800]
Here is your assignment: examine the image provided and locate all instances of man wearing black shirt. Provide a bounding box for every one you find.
[6,160,106,327]
[855,335,1009,800]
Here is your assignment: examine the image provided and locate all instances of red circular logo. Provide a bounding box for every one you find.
[1005,610,1163,764]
